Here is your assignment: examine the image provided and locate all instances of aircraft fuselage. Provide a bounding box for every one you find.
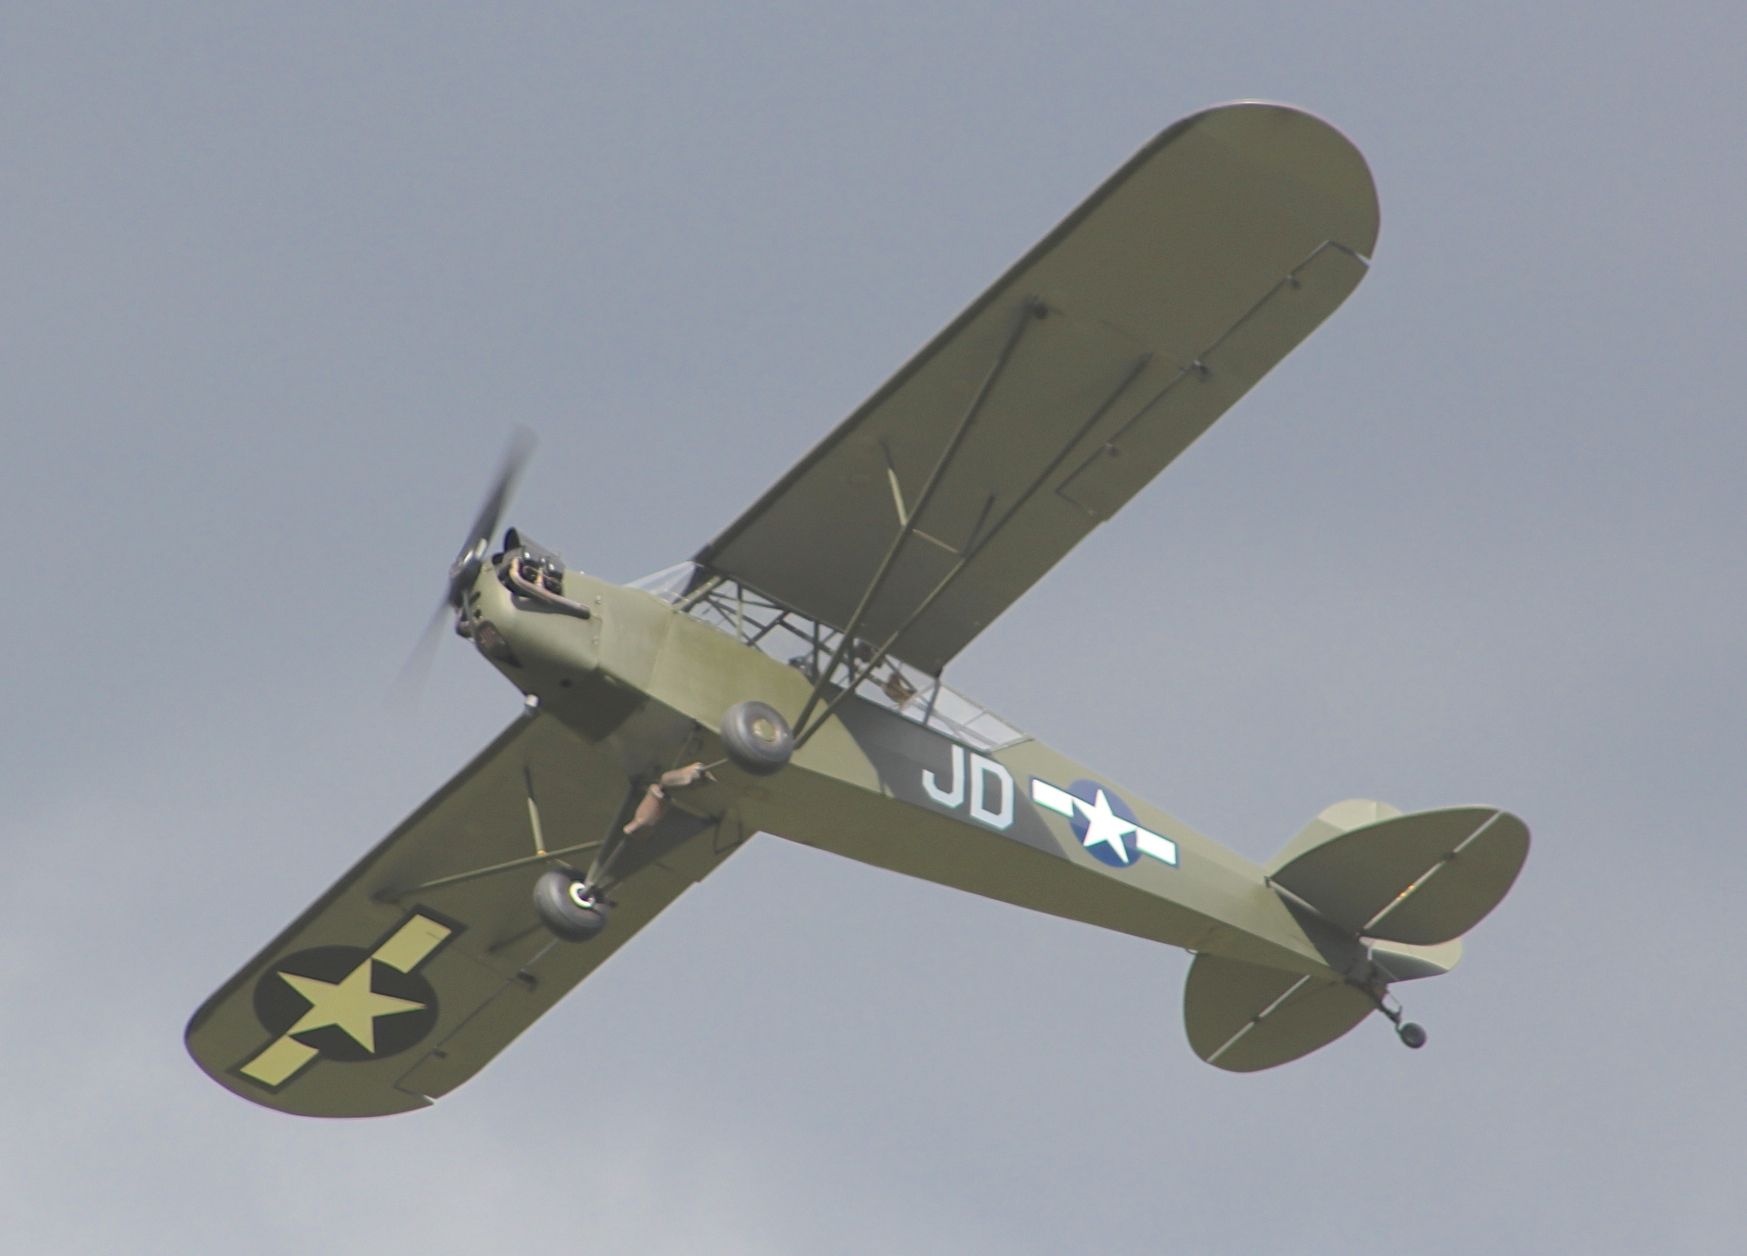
[462,542,1357,984]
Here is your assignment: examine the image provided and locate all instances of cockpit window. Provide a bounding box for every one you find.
[631,563,1024,750]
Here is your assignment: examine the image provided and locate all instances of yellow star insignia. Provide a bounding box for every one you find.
[277,962,427,1054]
[237,911,456,1090]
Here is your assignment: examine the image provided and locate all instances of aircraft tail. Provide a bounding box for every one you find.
[1183,799,1528,1071]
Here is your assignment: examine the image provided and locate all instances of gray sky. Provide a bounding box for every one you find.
[7,3,1745,1252]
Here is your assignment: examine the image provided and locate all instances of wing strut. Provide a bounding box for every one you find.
[790,348,1152,745]
[384,840,606,899]
[379,765,639,901]
[791,297,1044,740]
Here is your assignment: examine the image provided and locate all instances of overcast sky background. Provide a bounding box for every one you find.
[6,3,1745,1252]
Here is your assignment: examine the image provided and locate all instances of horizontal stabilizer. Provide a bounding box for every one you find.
[1183,953,1373,1072]
[1369,937,1462,982]
[1269,805,1530,945]
[1268,798,1401,871]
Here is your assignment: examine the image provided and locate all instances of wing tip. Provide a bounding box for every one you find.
[1147,101,1380,258]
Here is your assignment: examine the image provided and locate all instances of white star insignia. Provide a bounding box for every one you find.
[1072,788,1138,863]
[1029,777,1180,868]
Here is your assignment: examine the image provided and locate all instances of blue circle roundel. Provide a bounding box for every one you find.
[1065,779,1142,868]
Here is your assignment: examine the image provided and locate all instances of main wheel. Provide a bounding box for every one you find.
[720,700,794,775]
[533,869,608,942]
[1398,1022,1428,1049]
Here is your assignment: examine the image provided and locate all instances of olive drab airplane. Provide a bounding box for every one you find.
[187,103,1529,1117]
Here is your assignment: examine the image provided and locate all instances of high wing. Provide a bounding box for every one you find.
[185,706,733,1117]
[695,102,1379,675]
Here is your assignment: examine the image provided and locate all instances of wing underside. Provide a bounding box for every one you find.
[696,103,1379,674]
[186,708,733,1117]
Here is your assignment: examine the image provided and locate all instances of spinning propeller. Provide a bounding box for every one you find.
[392,430,536,706]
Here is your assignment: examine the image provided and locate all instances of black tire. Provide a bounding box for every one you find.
[1398,1022,1428,1050]
[719,700,794,775]
[532,869,608,942]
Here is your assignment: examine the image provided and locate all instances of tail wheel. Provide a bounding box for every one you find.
[532,869,608,942]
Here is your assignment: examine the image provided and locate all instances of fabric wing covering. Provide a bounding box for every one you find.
[695,102,1380,675]
[184,709,728,1117]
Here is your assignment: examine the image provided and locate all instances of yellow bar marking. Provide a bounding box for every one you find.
[526,791,547,857]
[886,462,908,525]
[239,1036,320,1087]
[372,914,453,974]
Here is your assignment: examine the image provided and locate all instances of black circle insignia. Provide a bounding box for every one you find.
[253,945,439,1063]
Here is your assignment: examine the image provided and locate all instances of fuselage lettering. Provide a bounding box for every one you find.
[923,745,1013,831]
[922,744,966,808]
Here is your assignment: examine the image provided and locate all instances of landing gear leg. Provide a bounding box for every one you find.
[1365,986,1428,1050]
[531,765,714,943]
[528,778,643,943]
